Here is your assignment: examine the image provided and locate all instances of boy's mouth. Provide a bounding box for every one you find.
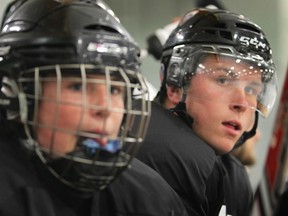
[223,121,241,131]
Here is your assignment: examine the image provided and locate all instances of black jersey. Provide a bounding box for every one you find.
[0,131,188,216]
[135,101,225,216]
[219,154,253,216]
[275,186,288,216]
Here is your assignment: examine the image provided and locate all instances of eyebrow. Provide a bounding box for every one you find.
[212,67,238,77]
[213,67,262,86]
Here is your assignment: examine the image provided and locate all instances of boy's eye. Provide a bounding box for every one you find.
[68,83,82,91]
[216,76,230,85]
[111,85,124,95]
[245,86,261,97]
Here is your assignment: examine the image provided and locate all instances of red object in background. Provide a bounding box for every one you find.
[265,70,288,194]
[252,67,288,216]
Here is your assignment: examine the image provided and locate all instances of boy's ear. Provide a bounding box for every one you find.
[166,85,182,106]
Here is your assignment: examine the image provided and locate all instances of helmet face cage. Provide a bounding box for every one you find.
[0,0,150,191]
[165,44,277,118]
[17,64,150,191]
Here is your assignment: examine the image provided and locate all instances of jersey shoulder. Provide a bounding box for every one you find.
[108,158,188,216]
[137,101,218,178]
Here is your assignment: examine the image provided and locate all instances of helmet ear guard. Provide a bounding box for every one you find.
[166,62,183,88]
[165,45,196,89]
[232,111,259,150]
[0,76,22,120]
[0,75,31,126]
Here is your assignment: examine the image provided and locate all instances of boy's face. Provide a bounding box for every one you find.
[36,74,125,155]
[184,55,262,154]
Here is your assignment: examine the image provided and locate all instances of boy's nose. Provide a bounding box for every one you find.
[229,88,249,113]
[88,85,111,117]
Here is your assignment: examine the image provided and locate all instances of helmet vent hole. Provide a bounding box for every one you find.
[235,23,261,33]
[218,47,233,54]
[202,46,214,51]
[219,31,233,40]
[203,29,217,35]
[16,45,76,59]
[214,23,227,29]
[84,25,119,34]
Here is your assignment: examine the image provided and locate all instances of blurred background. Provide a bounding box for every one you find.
[1,0,287,215]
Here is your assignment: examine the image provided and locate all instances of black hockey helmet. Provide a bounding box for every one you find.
[158,8,277,147]
[0,0,150,191]
[0,0,140,71]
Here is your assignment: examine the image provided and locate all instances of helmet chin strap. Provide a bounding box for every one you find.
[169,89,194,126]
[231,111,259,151]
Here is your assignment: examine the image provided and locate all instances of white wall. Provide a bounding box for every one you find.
[0,0,11,25]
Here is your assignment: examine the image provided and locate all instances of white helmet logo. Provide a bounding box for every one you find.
[239,36,267,49]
